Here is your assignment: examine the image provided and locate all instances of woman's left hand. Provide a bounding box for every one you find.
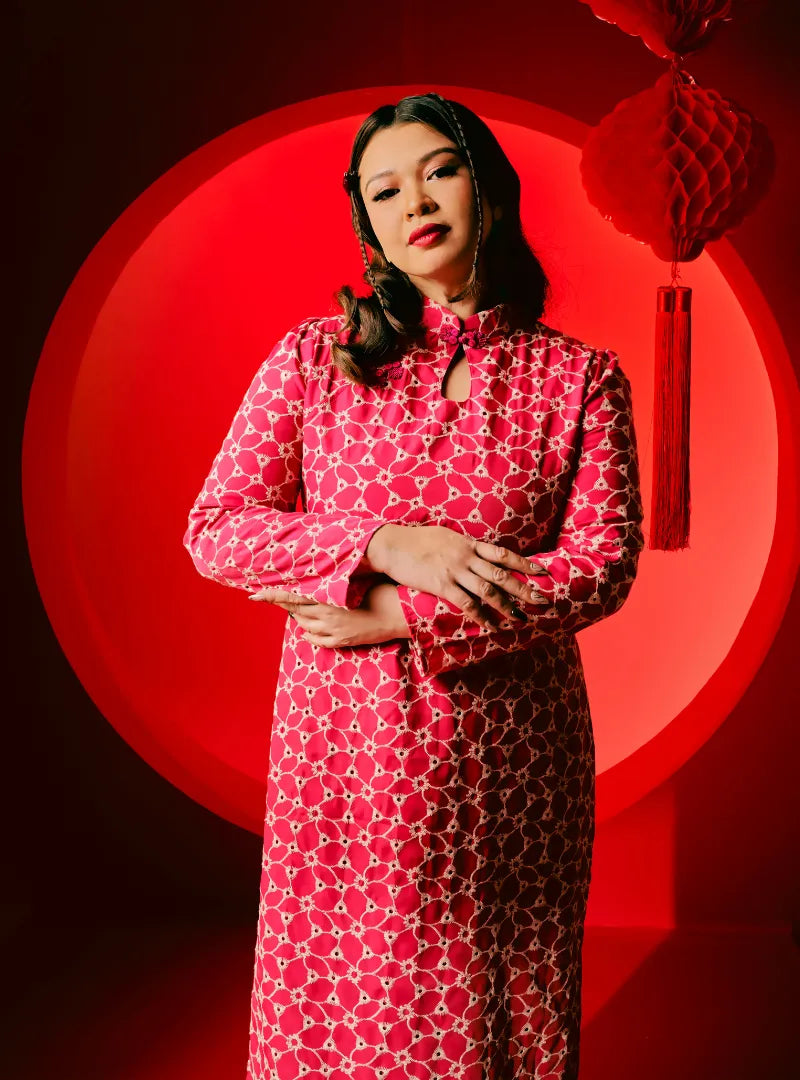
[249,582,411,647]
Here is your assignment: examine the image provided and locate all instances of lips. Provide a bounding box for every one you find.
[408,223,450,244]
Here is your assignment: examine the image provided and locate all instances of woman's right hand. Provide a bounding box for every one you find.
[365,524,551,629]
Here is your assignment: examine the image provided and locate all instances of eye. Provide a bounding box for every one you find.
[371,163,460,203]
[428,164,459,180]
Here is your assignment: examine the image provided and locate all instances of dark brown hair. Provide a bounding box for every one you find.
[334,92,550,385]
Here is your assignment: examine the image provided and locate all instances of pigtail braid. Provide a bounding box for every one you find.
[427,93,485,305]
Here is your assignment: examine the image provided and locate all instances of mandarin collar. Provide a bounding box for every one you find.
[419,294,511,346]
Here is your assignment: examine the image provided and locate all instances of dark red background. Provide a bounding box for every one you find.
[7,1,799,1076]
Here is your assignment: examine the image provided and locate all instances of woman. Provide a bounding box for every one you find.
[184,92,644,1080]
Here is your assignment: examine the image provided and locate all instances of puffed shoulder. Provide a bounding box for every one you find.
[535,322,621,364]
[256,312,350,387]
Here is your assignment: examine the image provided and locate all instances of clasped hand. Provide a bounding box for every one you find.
[249,581,408,648]
[249,525,552,647]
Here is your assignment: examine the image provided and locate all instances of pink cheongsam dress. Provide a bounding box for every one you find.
[183,294,645,1080]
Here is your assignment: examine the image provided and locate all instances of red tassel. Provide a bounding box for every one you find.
[651,285,691,550]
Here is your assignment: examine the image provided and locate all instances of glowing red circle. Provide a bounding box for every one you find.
[22,86,800,832]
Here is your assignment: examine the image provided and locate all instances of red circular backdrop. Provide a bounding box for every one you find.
[22,86,800,833]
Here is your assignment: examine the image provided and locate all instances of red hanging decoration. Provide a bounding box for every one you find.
[580,64,774,549]
[580,67,774,261]
[653,286,691,548]
[578,0,737,60]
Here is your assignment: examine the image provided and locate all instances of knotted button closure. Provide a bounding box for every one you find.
[439,325,490,349]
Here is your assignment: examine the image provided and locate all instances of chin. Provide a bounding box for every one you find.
[405,249,472,277]
[416,262,473,288]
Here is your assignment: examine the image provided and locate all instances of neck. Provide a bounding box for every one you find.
[412,278,493,321]
[410,249,496,319]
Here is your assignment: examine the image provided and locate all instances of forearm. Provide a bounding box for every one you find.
[363,580,412,640]
[185,503,388,610]
[396,532,642,676]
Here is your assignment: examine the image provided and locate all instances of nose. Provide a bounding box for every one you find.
[404,186,436,219]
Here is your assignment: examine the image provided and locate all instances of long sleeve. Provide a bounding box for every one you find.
[183,319,388,610]
[396,348,645,678]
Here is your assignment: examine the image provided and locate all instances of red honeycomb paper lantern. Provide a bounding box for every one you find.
[580,68,774,263]
[580,66,774,548]
[579,0,736,60]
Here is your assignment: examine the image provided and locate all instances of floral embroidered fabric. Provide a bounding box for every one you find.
[184,293,645,1079]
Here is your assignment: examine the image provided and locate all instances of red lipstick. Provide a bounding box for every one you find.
[408,224,450,245]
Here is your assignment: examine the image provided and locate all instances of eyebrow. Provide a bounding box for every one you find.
[363,146,464,190]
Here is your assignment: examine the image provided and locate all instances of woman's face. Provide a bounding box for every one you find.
[358,121,499,300]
